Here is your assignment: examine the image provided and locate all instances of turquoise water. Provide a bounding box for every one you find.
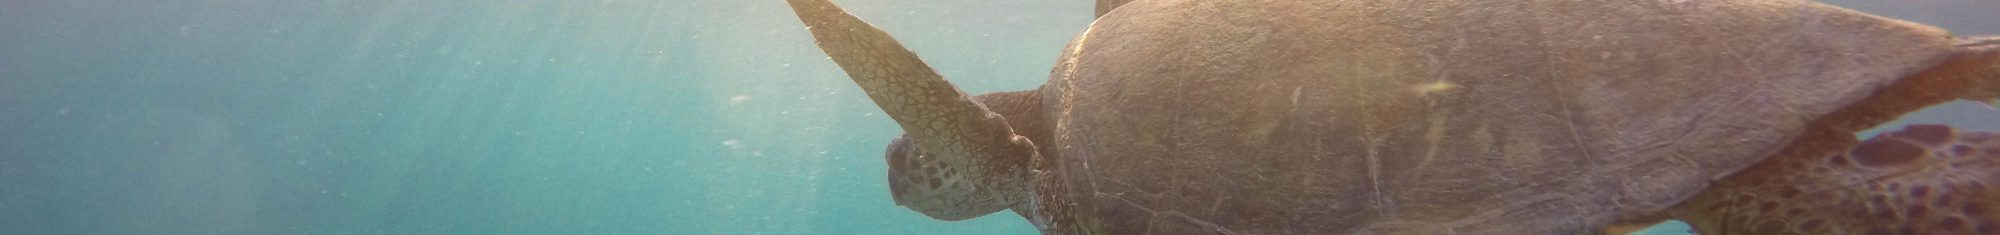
[0,0,1992,234]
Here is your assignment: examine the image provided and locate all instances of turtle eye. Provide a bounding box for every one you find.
[886,134,924,171]
[886,135,912,171]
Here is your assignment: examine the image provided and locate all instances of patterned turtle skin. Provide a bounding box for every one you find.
[784,0,2000,234]
[1673,125,2000,235]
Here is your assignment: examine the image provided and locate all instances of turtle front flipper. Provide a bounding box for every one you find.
[785,0,1040,221]
[1672,125,2000,234]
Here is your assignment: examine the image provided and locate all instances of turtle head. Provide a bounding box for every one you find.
[884,134,1004,220]
[881,91,1048,221]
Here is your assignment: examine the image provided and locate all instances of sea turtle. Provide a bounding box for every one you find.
[784,0,2000,234]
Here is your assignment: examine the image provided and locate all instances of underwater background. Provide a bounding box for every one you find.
[0,0,1994,234]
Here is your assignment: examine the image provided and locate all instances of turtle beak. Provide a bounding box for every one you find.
[884,134,916,205]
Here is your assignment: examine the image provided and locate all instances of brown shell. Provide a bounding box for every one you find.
[1033,0,1961,233]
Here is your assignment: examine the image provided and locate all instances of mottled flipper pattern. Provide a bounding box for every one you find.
[1674,125,2000,234]
[787,0,1041,221]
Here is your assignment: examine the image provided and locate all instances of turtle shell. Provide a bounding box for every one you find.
[1032,0,1961,233]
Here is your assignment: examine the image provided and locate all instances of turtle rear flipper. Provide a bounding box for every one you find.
[1673,125,2000,234]
[1947,36,2000,108]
